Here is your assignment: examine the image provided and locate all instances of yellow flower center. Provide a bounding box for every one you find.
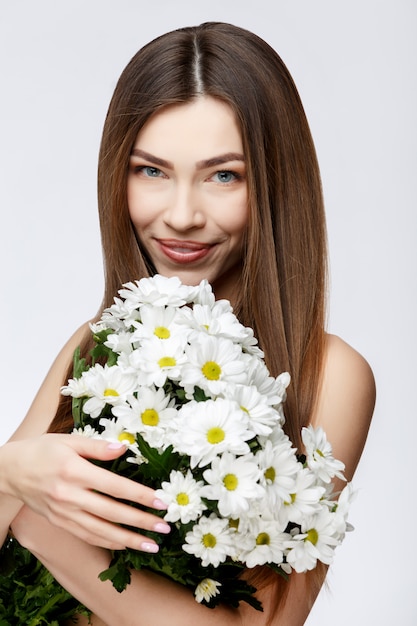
[118,432,135,445]
[176,492,189,506]
[104,388,119,397]
[284,493,297,506]
[223,473,238,491]
[202,533,217,549]
[201,361,221,381]
[305,529,319,545]
[141,409,159,427]
[154,326,170,339]
[256,532,270,546]
[264,466,276,482]
[158,356,176,368]
[228,518,239,530]
[206,427,225,444]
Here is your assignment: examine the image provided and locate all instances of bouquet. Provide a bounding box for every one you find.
[62,275,353,610]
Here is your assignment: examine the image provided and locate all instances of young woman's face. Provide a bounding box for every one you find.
[127,97,248,300]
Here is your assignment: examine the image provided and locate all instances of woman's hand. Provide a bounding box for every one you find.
[3,433,170,551]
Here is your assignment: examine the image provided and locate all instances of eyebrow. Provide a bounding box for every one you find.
[130,148,245,170]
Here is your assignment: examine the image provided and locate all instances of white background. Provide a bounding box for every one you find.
[0,1,415,623]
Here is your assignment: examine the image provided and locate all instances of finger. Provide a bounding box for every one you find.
[77,459,168,512]
[71,489,171,535]
[62,435,129,461]
[58,511,164,553]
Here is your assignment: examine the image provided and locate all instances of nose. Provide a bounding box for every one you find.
[163,183,206,232]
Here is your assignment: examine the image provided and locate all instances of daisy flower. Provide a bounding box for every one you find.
[112,386,177,450]
[182,513,235,567]
[155,469,207,524]
[130,305,187,343]
[201,452,264,517]
[79,364,137,418]
[98,416,142,458]
[181,334,249,396]
[129,335,187,387]
[302,425,346,484]
[278,468,326,527]
[173,398,254,468]
[194,578,222,604]
[119,275,193,308]
[104,330,134,355]
[285,508,340,572]
[256,438,299,509]
[238,517,288,568]
[222,384,280,436]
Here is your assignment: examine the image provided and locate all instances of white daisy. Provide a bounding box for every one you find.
[331,482,357,536]
[302,425,346,484]
[278,468,326,526]
[182,513,235,567]
[181,334,249,396]
[222,384,280,436]
[179,300,245,343]
[112,386,177,450]
[80,364,137,418]
[129,335,187,387]
[71,424,100,438]
[119,275,194,308]
[155,469,207,524]
[130,305,187,343]
[173,398,254,468]
[256,437,299,509]
[201,452,264,517]
[188,279,215,306]
[104,330,134,355]
[194,578,222,604]
[285,508,340,572]
[238,517,288,568]
[102,296,140,328]
[61,375,90,399]
[246,361,290,412]
[98,416,142,458]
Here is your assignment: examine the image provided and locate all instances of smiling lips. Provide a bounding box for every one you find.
[157,239,214,264]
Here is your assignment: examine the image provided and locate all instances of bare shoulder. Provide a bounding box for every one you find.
[9,322,91,440]
[311,334,376,481]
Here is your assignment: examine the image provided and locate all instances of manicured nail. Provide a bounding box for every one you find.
[142,542,159,553]
[107,442,126,450]
[153,498,168,510]
[154,522,171,534]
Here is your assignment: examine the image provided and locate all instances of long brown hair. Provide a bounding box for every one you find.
[50,22,328,616]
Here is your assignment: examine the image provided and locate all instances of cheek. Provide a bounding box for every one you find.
[127,183,152,232]
[224,203,248,240]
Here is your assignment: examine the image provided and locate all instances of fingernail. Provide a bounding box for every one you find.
[154,522,171,534]
[142,542,159,553]
[107,442,126,450]
[153,498,168,510]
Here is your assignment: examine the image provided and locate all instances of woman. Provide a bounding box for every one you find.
[1,22,375,625]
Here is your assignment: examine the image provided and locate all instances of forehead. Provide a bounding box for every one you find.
[133,96,244,156]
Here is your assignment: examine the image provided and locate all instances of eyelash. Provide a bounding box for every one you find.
[212,170,242,184]
[130,164,244,184]
[132,165,164,177]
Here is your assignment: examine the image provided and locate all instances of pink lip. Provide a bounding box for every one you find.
[156,239,214,264]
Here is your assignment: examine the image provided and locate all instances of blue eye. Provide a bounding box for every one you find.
[214,171,236,183]
[143,166,162,177]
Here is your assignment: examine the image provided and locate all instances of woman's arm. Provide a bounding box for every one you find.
[11,334,375,626]
[0,324,170,551]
